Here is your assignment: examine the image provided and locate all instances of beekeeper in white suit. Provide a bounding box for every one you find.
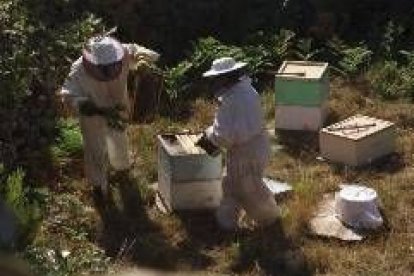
[199,57,280,230]
[60,35,159,197]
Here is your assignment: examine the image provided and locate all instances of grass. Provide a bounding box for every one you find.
[20,78,414,275]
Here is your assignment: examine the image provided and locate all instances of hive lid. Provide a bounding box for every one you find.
[277,61,329,80]
[321,115,394,140]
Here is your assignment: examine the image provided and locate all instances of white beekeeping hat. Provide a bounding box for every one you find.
[203,57,247,77]
[83,36,125,65]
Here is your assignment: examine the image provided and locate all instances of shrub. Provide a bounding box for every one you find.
[247,29,296,68]
[162,37,272,116]
[51,119,83,164]
[87,0,284,63]
[338,45,372,78]
[326,39,372,79]
[0,165,46,249]
[0,0,103,176]
[294,38,322,61]
[368,60,414,100]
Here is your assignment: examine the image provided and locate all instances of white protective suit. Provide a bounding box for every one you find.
[206,76,280,230]
[61,44,159,192]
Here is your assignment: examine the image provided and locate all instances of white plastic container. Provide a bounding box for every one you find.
[335,185,383,229]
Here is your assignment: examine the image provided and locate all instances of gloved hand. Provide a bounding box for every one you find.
[78,100,101,116]
[101,104,128,131]
[195,132,220,157]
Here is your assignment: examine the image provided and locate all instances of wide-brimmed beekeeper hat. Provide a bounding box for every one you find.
[83,36,125,65]
[203,57,247,77]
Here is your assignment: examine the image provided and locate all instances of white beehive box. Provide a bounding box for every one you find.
[320,115,396,166]
[157,134,223,210]
[275,104,327,131]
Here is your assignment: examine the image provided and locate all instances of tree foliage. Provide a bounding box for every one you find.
[0,0,103,175]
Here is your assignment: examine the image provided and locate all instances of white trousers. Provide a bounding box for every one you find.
[216,133,280,230]
[80,116,129,192]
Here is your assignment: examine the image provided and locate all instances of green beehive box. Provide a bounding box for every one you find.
[275,61,329,106]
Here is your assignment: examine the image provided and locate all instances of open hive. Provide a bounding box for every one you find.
[320,115,396,166]
[157,133,223,211]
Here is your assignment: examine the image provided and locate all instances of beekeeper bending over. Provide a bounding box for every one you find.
[60,35,159,197]
[198,57,280,230]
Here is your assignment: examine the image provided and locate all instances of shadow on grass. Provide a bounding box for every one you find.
[92,173,213,271]
[276,130,320,161]
[176,211,234,247]
[330,152,406,177]
[177,210,315,276]
[231,221,314,276]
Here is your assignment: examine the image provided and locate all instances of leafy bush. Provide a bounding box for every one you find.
[162,37,272,115]
[51,119,83,164]
[294,38,322,61]
[338,45,372,78]
[0,1,32,108]
[0,0,103,177]
[87,0,284,63]
[368,58,414,100]
[248,29,296,67]
[326,39,372,78]
[0,165,46,249]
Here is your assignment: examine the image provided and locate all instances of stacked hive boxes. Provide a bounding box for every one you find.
[275,61,329,131]
[157,134,223,211]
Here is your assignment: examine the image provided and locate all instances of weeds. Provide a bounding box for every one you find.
[368,59,414,100]
[24,245,110,276]
[51,118,83,164]
[0,166,45,249]
[294,38,322,61]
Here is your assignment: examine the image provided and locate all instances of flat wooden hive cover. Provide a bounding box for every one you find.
[277,61,328,80]
[321,115,394,141]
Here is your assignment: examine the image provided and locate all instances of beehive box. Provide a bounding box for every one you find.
[275,104,327,131]
[157,134,223,210]
[320,115,396,166]
[275,61,329,106]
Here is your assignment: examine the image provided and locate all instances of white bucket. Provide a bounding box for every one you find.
[335,185,383,229]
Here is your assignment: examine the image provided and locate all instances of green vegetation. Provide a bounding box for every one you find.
[0,165,45,249]
[51,119,83,164]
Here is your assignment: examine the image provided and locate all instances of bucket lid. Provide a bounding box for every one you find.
[338,185,377,202]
